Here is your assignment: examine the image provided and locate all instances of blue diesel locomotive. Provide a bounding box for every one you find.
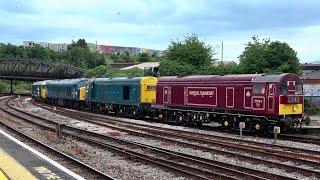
[46,78,87,108]
[86,76,157,117]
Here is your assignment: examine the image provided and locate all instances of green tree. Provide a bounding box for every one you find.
[159,59,196,76]
[68,46,91,68]
[239,36,301,74]
[0,80,9,93]
[120,53,131,62]
[76,39,87,48]
[83,65,144,78]
[138,53,150,62]
[166,34,213,68]
[159,34,214,76]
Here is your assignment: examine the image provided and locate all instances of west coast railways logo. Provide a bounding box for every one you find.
[189,91,214,96]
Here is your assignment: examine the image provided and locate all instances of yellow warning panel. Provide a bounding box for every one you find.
[0,148,37,180]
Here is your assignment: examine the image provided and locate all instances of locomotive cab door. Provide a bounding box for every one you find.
[267,84,275,113]
[163,87,171,104]
[252,83,266,111]
[226,87,234,108]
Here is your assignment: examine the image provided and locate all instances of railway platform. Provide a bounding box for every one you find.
[0,129,83,180]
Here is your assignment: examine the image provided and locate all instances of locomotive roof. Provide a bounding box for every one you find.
[32,80,51,86]
[47,78,87,85]
[252,73,299,82]
[158,73,299,83]
[94,77,142,83]
[158,74,261,82]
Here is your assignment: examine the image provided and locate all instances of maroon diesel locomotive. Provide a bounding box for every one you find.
[155,73,306,132]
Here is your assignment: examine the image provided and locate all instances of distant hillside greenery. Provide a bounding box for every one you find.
[0,39,160,69]
[83,65,144,78]
[0,39,153,93]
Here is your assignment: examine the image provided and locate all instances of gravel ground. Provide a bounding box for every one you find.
[7,97,320,179]
[73,106,320,152]
[118,131,319,177]
[3,99,186,180]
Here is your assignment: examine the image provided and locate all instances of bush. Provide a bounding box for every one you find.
[0,80,9,93]
[304,99,320,115]
[159,59,196,76]
[15,82,31,94]
[83,65,144,78]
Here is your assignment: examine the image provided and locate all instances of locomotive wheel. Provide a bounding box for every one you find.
[304,116,311,126]
[176,114,184,125]
[119,108,124,116]
[183,114,191,127]
[221,118,232,129]
[158,112,164,122]
[196,122,202,127]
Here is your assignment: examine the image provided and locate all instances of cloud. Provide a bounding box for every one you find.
[0,0,320,62]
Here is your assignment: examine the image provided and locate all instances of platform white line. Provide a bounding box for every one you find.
[0,129,85,180]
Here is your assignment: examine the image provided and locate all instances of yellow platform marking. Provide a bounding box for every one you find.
[0,148,37,180]
[0,169,8,180]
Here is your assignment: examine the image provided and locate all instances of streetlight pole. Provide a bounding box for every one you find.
[221,41,224,65]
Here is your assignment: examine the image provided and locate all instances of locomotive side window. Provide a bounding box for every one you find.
[253,84,265,94]
[296,84,303,95]
[123,86,130,100]
[268,84,274,95]
[147,85,156,90]
[67,87,71,96]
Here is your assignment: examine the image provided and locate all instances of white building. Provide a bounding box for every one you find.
[23,41,67,52]
[49,43,68,52]
[23,41,39,47]
[121,62,160,70]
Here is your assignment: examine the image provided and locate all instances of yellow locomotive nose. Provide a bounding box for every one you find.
[293,106,298,112]
[279,104,302,115]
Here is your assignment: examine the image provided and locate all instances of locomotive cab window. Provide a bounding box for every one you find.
[296,84,303,95]
[280,81,288,95]
[123,86,130,100]
[253,84,265,94]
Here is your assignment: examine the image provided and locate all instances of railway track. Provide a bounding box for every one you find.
[0,96,114,180]
[279,134,320,146]
[6,97,297,179]
[31,101,320,179]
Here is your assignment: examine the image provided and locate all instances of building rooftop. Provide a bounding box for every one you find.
[121,62,160,70]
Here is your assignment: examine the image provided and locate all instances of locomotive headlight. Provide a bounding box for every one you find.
[293,106,298,112]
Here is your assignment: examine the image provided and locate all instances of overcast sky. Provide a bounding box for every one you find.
[0,0,319,63]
